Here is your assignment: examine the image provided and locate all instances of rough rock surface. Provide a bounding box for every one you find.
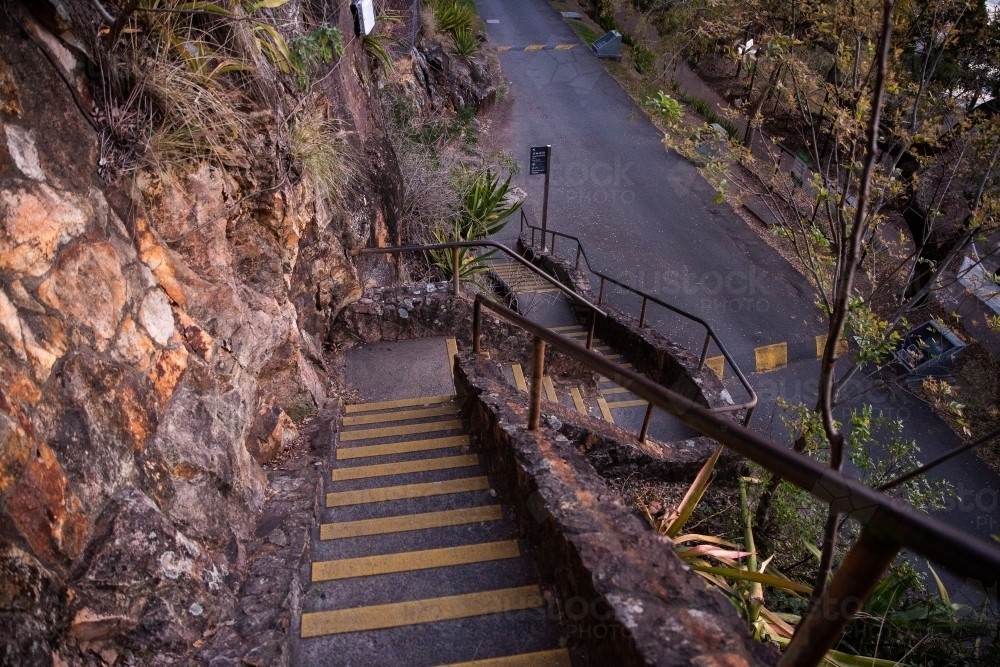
[0,3,398,663]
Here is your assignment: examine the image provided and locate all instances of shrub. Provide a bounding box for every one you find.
[644,90,681,125]
[452,27,480,57]
[433,1,475,34]
[289,105,352,208]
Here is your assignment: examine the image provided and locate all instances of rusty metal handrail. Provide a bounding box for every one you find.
[471,293,1000,667]
[518,210,757,424]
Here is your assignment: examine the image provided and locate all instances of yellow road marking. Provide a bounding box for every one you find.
[332,454,479,481]
[565,331,588,338]
[436,648,573,667]
[542,376,557,402]
[554,44,575,50]
[607,399,648,409]
[300,585,543,637]
[525,44,545,51]
[312,539,520,582]
[338,435,469,460]
[342,405,456,426]
[339,419,463,442]
[597,397,614,423]
[511,364,528,392]
[705,355,725,379]
[815,334,849,358]
[604,354,623,360]
[326,477,489,507]
[320,505,503,540]
[345,395,454,414]
[600,386,631,395]
[593,345,611,351]
[447,336,459,364]
[497,46,511,52]
[570,387,587,415]
[755,342,788,372]
[550,325,583,332]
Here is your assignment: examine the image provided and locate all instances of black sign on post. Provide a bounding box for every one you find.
[530,145,552,251]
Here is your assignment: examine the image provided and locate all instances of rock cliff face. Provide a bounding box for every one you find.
[0,3,402,663]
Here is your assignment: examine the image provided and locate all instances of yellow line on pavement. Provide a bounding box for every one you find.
[554,44,575,50]
[524,44,545,50]
[600,387,631,395]
[436,648,573,667]
[311,539,520,581]
[815,334,849,358]
[512,364,528,392]
[705,355,725,379]
[755,343,788,372]
[497,46,511,52]
[565,331,588,338]
[320,505,503,540]
[337,435,469,460]
[326,476,490,507]
[300,585,543,637]
[597,397,614,423]
[339,419,463,442]
[542,376,557,402]
[570,387,587,415]
[606,399,648,409]
[550,325,583,332]
[331,454,479,481]
[345,395,454,413]
[342,405,456,426]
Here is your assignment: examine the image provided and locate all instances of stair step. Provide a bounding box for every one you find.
[311,539,520,582]
[337,435,470,460]
[340,419,464,442]
[436,648,572,667]
[319,505,504,540]
[548,325,584,332]
[342,405,456,426]
[331,454,479,481]
[606,399,648,409]
[326,477,490,507]
[345,395,455,414]
[300,585,543,637]
[600,387,632,395]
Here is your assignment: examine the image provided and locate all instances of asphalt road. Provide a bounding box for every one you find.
[477,0,999,602]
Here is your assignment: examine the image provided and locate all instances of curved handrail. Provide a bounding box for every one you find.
[518,210,757,421]
[470,293,1000,667]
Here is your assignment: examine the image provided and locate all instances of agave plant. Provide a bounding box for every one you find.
[452,27,480,58]
[433,0,476,33]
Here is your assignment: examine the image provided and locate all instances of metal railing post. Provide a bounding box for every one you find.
[778,528,900,667]
[597,277,605,305]
[473,299,482,354]
[452,246,460,295]
[527,336,545,430]
[586,310,596,350]
[742,406,755,427]
[639,297,648,328]
[639,403,654,442]
[531,228,536,248]
[575,245,581,271]
[550,233,556,256]
[698,332,712,370]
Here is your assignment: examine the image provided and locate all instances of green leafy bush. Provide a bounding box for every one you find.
[688,96,741,141]
[644,90,682,124]
[289,25,344,89]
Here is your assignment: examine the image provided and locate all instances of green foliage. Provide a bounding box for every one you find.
[568,20,603,45]
[288,25,344,90]
[433,0,475,34]
[452,27,480,57]
[686,96,741,141]
[644,90,682,125]
[289,105,351,208]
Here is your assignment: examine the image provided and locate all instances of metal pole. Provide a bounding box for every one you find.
[550,233,556,256]
[473,299,482,353]
[698,332,712,370]
[639,297,648,328]
[527,336,545,429]
[779,528,900,667]
[742,406,755,427]
[452,246,460,295]
[597,277,605,305]
[639,403,654,442]
[540,146,552,252]
[531,228,536,248]
[575,245,581,270]
[586,309,596,350]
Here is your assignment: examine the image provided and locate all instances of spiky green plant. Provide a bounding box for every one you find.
[433,1,475,33]
[452,27,480,58]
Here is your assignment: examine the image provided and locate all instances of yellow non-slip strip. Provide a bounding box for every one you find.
[326,476,490,507]
[565,331,588,338]
[554,44,575,50]
[570,387,587,415]
[300,585,543,637]
[512,364,528,392]
[339,419,464,442]
[320,505,503,540]
[542,376,557,402]
[345,395,454,414]
[524,44,545,50]
[342,405,456,426]
[597,397,614,423]
[437,648,572,667]
[337,435,470,460]
[601,386,631,395]
[755,342,788,372]
[332,454,479,481]
[311,539,520,581]
[607,399,648,409]
[815,334,849,358]
[705,355,725,379]
[549,325,583,332]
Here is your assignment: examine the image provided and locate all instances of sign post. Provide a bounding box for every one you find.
[530,145,552,251]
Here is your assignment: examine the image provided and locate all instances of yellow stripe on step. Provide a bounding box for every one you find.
[542,376,557,402]
[345,395,454,413]
[300,585,543,637]
[570,387,586,415]
[311,539,520,581]
[606,399,648,409]
[339,419,463,442]
[436,648,573,667]
[512,364,528,392]
[600,387,631,395]
[549,325,583,332]
[326,477,489,507]
[597,397,614,423]
[342,405,456,426]
[332,454,479,481]
[337,435,470,460]
[319,505,503,540]
[705,355,725,379]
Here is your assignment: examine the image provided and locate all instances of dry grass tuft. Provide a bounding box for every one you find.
[289,104,353,209]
